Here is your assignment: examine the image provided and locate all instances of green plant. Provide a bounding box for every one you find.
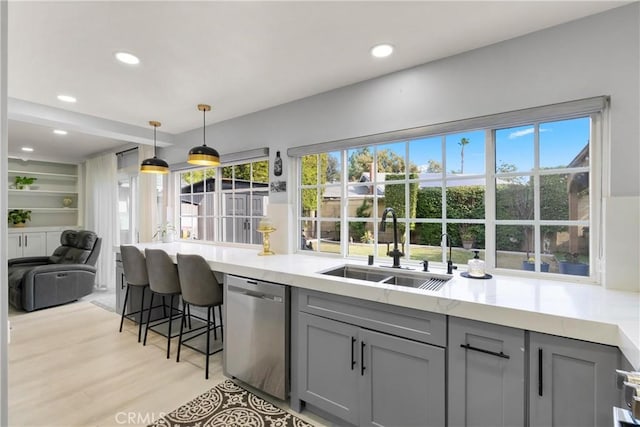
[153,222,175,240]
[8,209,32,225]
[360,230,374,244]
[14,176,37,189]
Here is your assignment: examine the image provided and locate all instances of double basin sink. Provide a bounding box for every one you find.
[319,264,453,291]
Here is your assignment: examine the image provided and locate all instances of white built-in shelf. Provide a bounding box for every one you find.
[8,189,77,195]
[7,207,78,213]
[8,169,77,179]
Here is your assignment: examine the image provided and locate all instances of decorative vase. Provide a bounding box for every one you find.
[522,261,550,272]
[13,222,26,228]
[162,231,174,243]
[558,261,588,276]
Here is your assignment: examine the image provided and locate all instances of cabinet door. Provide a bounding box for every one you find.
[46,231,62,254]
[529,332,619,427]
[7,234,22,259]
[298,312,360,425]
[23,232,46,257]
[359,328,445,427]
[448,317,525,427]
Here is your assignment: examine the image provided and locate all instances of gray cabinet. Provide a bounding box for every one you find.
[359,328,445,427]
[529,331,619,427]
[448,317,525,427]
[298,312,360,424]
[295,289,446,427]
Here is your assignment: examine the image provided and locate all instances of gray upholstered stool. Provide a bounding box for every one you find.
[119,245,152,342]
[143,249,186,359]
[176,253,224,379]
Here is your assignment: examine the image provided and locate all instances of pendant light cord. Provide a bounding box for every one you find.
[202,108,207,147]
[153,125,157,157]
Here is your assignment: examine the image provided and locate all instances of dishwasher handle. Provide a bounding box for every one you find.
[227,284,284,302]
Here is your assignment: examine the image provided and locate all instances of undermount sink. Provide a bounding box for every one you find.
[319,264,452,291]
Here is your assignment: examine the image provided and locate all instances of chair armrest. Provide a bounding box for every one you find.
[8,256,50,268]
[27,264,97,275]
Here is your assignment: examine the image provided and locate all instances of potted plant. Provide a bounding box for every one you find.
[461,230,475,249]
[558,252,589,276]
[8,209,32,227]
[522,254,550,272]
[153,222,176,243]
[14,176,37,190]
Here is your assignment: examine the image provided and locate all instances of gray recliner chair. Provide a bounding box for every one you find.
[8,230,102,312]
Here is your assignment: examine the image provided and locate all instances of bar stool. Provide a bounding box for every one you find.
[143,248,185,359]
[119,245,152,342]
[176,253,224,379]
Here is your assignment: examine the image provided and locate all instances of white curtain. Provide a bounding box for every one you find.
[85,153,118,290]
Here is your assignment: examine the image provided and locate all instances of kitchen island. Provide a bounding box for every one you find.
[123,241,639,369]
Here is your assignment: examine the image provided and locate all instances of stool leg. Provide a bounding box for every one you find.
[138,286,145,343]
[187,304,192,329]
[119,284,130,333]
[166,294,174,359]
[162,295,167,318]
[212,306,218,341]
[206,306,211,380]
[218,305,224,343]
[143,292,155,346]
[177,302,187,363]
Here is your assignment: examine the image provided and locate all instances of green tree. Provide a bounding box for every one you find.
[347,147,418,181]
[426,159,442,173]
[301,154,329,215]
[459,137,470,174]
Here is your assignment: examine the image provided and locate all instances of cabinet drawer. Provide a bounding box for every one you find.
[298,288,446,347]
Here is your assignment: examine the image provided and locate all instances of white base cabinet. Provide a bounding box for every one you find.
[7,231,46,258]
[529,332,619,427]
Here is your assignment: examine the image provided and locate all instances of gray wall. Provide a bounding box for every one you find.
[164,3,639,199]
[163,4,640,289]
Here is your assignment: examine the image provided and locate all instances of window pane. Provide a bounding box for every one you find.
[325,152,341,184]
[546,225,590,276]
[408,222,443,262]
[347,221,374,256]
[540,117,590,169]
[348,196,374,220]
[445,130,485,175]
[319,221,340,254]
[383,183,407,218]
[204,217,215,241]
[320,186,340,219]
[410,136,441,174]
[496,176,533,220]
[446,183,485,219]
[301,220,317,251]
[376,142,406,174]
[302,154,319,185]
[347,147,374,183]
[495,125,534,173]
[416,186,442,219]
[252,160,269,185]
[300,188,317,217]
[496,225,533,270]
[540,173,589,221]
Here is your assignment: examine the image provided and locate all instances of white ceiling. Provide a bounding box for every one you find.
[6,1,628,162]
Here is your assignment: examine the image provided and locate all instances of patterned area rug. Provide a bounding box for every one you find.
[149,379,314,427]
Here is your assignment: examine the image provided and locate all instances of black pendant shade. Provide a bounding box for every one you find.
[187,104,220,166]
[140,121,169,174]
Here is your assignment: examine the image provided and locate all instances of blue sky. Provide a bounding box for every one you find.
[328,117,590,176]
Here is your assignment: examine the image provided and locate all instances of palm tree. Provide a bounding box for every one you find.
[458,137,470,173]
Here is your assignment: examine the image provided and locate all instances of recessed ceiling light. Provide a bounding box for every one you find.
[57,94,77,103]
[370,43,394,58]
[115,52,140,65]
[21,147,34,152]
[53,129,68,135]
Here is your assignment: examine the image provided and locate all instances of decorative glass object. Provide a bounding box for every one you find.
[257,217,276,256]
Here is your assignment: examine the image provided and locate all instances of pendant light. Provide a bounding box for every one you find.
[187,104,220,166]
[140,121,169,174]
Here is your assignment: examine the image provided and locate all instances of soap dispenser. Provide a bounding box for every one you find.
[467,250,485,278]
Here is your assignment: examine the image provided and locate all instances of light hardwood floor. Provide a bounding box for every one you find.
[8,301,326,427]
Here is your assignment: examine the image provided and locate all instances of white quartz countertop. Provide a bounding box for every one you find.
[123,242,640,369]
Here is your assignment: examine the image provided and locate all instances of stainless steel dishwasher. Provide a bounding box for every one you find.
[224,274,289,399]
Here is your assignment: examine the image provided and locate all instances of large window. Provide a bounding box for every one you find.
[294,98,604,281]
[177,159,269,244]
